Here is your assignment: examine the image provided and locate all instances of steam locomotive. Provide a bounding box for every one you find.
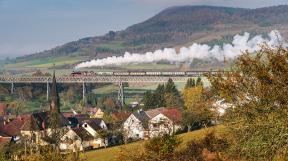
[70,70,221,77]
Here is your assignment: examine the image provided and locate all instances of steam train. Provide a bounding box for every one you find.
[70,70,222,77]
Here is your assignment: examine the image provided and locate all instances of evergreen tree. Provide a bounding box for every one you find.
[165,78,179,96]
[196,77,203,86]
[143,91,155,109]
[185,78,196,89]
[154,84,165,107]
[164,78,182,107]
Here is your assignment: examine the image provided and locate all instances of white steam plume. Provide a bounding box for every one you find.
[75,30,283,69]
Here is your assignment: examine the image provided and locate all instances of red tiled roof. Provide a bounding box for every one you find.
[0,103,7,115]
[62,112,75,118]
[160,108,182,123]
[0,115,30,136]
[144,107,182,123]
[72,127,94,141]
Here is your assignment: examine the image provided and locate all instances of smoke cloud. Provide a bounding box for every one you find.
[75,30,283,69]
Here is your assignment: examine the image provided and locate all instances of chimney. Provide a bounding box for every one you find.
[138,109,143,113]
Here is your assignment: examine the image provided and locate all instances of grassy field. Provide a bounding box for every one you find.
[5,56,87,69]
[83,126,227,161]
[93,78,210,105]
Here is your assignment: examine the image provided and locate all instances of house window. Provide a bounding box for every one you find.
[84,123,88,128]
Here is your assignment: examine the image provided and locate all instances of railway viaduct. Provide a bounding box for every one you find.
[0,71,217,106]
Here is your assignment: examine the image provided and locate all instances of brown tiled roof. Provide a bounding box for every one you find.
[0,137,11,148]
[145,108,164,118]
[0,131,10,137]
[72,127,94,141]
[111,112,131,122]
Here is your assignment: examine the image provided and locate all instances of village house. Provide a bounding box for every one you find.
[123,110,150,140]
[123,108,182,140]
[65,114,109,149]
[86,107,104,118]
[148,108,182,138]
[81,118,108,148]
[59,127,94,151]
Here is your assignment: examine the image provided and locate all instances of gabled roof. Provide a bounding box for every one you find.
[145,108,164,118]
[72,127,94,141]
[111,112,131,122]
[84,118,104,131]
[31,111,70,131]
[133,111,150,123]
[144,108,182,123]
[0,116,30,136]
[160,108,182,123]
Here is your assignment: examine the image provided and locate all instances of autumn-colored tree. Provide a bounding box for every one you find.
[10,99,26,115]
[182,77,212,131]
[182,86,203,110]
[104,97,117,109]
[208,45,288,160]
[117,134,180,161]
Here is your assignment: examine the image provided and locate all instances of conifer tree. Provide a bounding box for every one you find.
[196,77,203,86]
[154,84,165,107]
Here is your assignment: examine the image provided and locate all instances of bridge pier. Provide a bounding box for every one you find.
[118,81,124,108]
[11,82,14,94]
[82,81,86,104]
[46,81,49,101]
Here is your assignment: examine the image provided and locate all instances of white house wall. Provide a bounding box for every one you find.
[123,114,145,139]
[149,114,181,138]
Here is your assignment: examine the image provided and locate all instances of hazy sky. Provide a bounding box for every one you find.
[0,0,287,58]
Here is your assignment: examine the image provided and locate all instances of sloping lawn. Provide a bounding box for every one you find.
[84,125,227,161]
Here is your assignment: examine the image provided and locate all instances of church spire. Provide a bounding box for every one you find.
[49,69,60,113]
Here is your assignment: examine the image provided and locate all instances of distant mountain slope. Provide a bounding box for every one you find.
[15,5,288,65]
[126,6,247,33]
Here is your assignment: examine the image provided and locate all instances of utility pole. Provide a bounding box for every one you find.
[118,81,124,109]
